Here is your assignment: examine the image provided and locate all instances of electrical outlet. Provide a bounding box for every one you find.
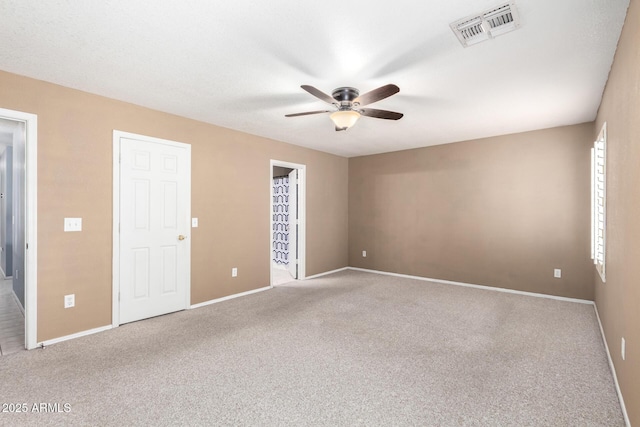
[64,294,75,308]
[232,268,238,277]
[554,269,562,278]
[64,217,82,232]
[622,337,626,361]
[362,250,367,257]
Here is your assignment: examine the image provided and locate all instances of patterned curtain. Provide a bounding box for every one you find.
[273,176,289,264]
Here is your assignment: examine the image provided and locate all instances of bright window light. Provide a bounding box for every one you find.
[591,122,607,282]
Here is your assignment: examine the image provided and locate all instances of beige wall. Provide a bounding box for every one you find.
[0,70,349,342]
[594,0,639,423]
[273,166,293,177]
[349,123,595,300]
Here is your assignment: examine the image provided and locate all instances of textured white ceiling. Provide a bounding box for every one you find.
[0,0,630,157]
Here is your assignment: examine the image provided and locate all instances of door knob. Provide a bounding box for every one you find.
[178,235,187,241]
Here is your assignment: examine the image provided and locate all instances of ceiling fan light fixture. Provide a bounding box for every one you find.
[330,110,360,129]
[286,84,402,130]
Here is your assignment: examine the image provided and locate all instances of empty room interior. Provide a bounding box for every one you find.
[0,0,638,425]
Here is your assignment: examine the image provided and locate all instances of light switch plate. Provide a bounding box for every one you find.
[192,218,198,227]
[554,269,562,278]
[64,294,75,308]
[64,218,82,232]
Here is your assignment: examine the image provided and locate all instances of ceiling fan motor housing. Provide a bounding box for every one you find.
[332,87,360,108]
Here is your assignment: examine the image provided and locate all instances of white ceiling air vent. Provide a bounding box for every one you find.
[450,2,521,47]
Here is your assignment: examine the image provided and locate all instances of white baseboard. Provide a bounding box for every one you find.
[304,267,350,280]
[190,286,271,309]
[38,325,113,348]
[593,304,630,427]
[36,287,273,348]
[348,267,594,305]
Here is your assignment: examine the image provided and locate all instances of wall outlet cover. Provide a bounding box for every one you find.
[64,217,82,232]
[64,294,75,308]
[554,269,562,278]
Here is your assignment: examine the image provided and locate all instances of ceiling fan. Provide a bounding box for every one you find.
[285,84,403,131]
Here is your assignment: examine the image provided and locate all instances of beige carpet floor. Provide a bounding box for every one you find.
[0,270,624,426]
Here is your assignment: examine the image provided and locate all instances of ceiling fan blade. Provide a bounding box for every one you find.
[353,84,400,106]
[301,85,337,105]
[285,110,332,117]
[359,108,404,120]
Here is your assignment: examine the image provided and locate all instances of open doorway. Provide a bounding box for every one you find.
[0,110,36,354]
[270,160,305,286]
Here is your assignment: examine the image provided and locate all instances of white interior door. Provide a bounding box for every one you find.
[119,136,190,324]
[287,169,298,279]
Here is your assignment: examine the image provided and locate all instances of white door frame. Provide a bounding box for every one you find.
[112,130,191,327]
[0,108,38,350]
[270,160,306,286]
